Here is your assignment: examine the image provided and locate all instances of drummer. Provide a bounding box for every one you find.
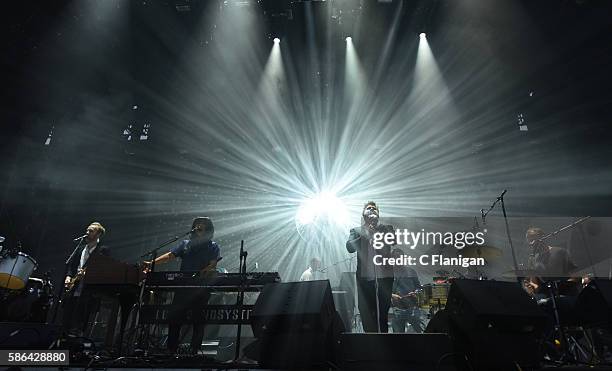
[390,248,424,333]
[523,226,579,298]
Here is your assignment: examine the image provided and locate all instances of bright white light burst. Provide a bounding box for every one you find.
[295,191,350,245]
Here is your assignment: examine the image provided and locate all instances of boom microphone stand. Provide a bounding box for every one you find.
[51,236,85,324]
[536,216,592,364]
[535,216,593,275]
[481,190,520,284]
[133,227,196,352]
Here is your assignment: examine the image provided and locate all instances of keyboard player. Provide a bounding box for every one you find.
[143,216,220,354]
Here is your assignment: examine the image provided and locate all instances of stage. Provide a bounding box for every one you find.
[2,0,612,369]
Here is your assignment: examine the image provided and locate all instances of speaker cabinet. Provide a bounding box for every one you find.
[250,280,344,368]
[576,279,612,329]
[431,279,547,371]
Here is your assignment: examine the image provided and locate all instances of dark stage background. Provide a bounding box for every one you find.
[1,0,612,287]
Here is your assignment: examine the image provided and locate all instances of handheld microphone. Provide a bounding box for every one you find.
[72,234,87,242]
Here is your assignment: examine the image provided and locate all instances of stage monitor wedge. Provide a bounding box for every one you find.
[431,279,548,371]
[250,280,344,368]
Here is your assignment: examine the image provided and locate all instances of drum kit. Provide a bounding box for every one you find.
[407,245,503,317]
[412,282,451,315]
[413,239,585,306]
[413,233,594,363]
[0,236,54,323]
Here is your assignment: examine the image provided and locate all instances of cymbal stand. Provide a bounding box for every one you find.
[544,280,595,364]
[546,280,574,364]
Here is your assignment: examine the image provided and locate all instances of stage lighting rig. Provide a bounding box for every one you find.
[263,1,292,43]
[174,2,190,12]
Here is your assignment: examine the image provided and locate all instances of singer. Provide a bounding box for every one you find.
[143,216,220,354]
[62,222,109,335]
[346,201,396,332]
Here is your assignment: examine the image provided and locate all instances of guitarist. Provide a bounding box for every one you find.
[63,222,109,335]
[143,217,220,354]
[390,248,424,333]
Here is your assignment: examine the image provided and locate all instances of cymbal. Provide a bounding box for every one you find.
[459,245,502,259]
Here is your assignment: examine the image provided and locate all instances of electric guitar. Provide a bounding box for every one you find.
[64,268,86,295]
[391,291,419,309]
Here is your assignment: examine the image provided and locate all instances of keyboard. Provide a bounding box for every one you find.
[145,271,281,291]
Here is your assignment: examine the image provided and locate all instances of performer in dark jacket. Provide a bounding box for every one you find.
[346,201,395,332]
[62,221,109,335]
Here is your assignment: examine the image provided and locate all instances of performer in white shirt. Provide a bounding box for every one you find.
[300,258,322,281]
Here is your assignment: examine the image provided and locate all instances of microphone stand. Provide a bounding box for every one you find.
[374,259,381,333]
[368,224,382,333]
[234,240,247,361]
[534,216,594,276]
[133,228,194,353]
[51,236,85,324]
[533,216,591,363]
[317,256,355,275]
[481,190,521,284]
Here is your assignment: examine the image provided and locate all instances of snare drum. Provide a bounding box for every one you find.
[0,252,38,289]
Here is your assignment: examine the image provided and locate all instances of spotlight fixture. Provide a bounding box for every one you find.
[419,32,426,38]
[345,36,352,42]
[273,37,280,44]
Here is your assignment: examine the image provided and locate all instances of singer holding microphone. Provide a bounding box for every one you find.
[143,216,220,354]
[62,221,109,335]
[346,201,395,332]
